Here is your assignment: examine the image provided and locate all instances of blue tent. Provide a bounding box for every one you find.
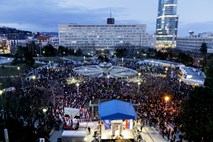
[98,100,137,120]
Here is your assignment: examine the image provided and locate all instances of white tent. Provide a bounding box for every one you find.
[64,108,80,119]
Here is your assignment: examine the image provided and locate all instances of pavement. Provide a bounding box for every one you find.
[49,122,168,142]
[142,126,167,142]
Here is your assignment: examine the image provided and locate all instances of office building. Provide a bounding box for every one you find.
[156,0,178,48]
[176,33,213,53]
[58,24,150,49]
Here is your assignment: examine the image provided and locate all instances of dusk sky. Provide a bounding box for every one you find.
[0,0,213,36]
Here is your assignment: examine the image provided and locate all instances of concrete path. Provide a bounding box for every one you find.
[49,122,169,142]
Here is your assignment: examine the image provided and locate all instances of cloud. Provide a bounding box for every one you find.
[0,0,128,32]
[0,0,213,35]
[178,21,213,36]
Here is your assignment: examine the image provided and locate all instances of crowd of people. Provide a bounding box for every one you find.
[1,57,194,141]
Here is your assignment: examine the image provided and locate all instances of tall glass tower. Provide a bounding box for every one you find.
[156,0,178,48]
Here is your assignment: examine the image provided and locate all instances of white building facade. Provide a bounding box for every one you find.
[176,35,213,53]
[58,24,150,48]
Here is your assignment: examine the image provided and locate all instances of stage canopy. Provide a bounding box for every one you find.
[98,100,137,120]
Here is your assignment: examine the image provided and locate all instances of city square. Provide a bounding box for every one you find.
[0,0,213,142]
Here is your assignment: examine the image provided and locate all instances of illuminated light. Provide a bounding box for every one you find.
[164,4,177,6]
[43,108,47,113]
[32,75,36,80]
[0,90,3,95]
[17,67,20,70]
[164,96,170,102]
[76,83,79,87]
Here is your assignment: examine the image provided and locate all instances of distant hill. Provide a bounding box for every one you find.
[40,32,58,36]
[0,26,32,40]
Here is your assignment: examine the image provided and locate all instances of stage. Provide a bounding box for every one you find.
[100,122,135,141]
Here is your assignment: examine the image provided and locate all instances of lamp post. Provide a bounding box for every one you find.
[76,83,80,95]
[32,75,36,80]
[164,95,170,108]
[137,82,141,93]
[179,79,182,92]
[42,108,48,131]
[138,72,141,80]
[107,75,110,87]
[0,90,3,101]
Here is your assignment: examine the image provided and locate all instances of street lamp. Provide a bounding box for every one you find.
[17,66,20,70]
[137,82,141,92]
[42,108,48,113]
[138,72,142,82]
[0,90,3,95]
[76,83,80,95]
[179,79,182,91]
[164,95,170,108]
[107,75,110,87]
[0,90,4,107]
[32,75,36,80]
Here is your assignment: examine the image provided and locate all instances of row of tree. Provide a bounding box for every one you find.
[180,54,213,142]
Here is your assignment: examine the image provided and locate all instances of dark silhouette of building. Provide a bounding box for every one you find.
[107,12,115,24]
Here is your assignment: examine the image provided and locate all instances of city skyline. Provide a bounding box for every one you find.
[0,0,213,36]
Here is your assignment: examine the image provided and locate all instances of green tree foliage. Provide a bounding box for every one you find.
[57,45,66,55]
[42,44,57,56]
[14,46,26,59]
[205,55,213,90]
[177,52,194,65]
[75,48,82,56]
[0,87,51,142]
[115,48,128,58]
[24,51,35,67]
[12,46,35,66]
[180,87,213,142]
[98,55,110,62]
[27,41,37,56]
[181,55,213,142]
[155,50,168,60]
[200,42,207,54]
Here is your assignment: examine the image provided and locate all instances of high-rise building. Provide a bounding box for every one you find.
[156,0,178,48]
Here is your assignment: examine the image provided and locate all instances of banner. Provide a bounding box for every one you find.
[103,120,111,130]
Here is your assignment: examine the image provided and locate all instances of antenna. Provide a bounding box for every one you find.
[107,11,115,24]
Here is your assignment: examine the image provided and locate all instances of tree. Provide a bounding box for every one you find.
[75,48,82,56]
[115,48,127,58]
[155,50,168,60]
[204,55,213,90]
[57,46,66,56]
[24,51,35,67]
[200,42,207,54]
[200,42,208,70]
[42,44,57,56]
[27,41,37,56]
[177,52,194,65]
[180,87,213,142]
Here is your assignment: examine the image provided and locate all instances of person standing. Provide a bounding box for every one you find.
[88,126,91,134]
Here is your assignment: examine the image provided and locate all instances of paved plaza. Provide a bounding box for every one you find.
[49,121,169,142]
